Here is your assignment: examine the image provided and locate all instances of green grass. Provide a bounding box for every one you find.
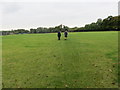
[2,31,118,88]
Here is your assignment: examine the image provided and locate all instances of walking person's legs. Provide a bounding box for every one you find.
[64,36,67,40]
[64,37,66,40]
[58,36,60,40]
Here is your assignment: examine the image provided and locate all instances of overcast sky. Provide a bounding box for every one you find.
[0,0,119,31]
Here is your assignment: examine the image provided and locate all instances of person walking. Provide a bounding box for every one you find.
[57,31,61,40]
[64,30,68,40]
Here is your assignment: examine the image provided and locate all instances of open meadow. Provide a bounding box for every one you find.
[2,31,118,88]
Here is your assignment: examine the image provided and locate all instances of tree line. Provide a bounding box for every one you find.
[1,15,120,35]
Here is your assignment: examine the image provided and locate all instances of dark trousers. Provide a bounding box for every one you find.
[58,36,61,40]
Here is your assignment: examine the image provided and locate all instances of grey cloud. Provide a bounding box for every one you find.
[1,2,22,14]
[118,1,120,15]
[1,2,118,30]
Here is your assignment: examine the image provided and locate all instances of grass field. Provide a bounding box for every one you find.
[2,31,118,88]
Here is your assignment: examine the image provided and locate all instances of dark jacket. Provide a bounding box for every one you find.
[64,31,68,37]
[57,32,61,37]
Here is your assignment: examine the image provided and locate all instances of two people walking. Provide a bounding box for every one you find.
[57,30,68,40]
